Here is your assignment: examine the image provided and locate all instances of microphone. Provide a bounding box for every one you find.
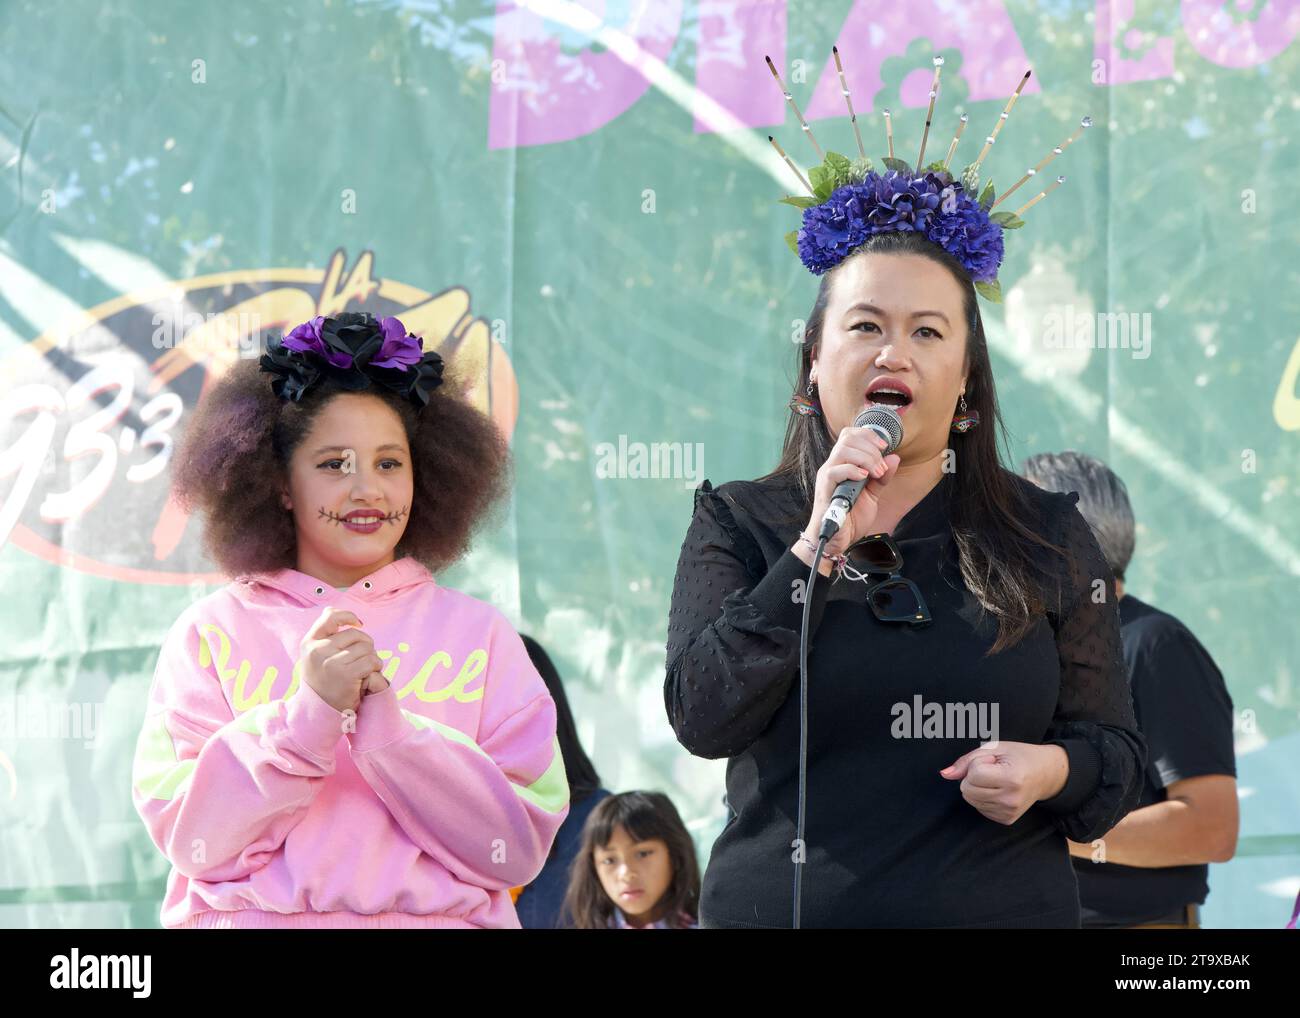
[817,405,904,541]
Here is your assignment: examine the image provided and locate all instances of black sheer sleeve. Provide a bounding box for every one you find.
[664,480,832,760]
[1036,492,1148,842]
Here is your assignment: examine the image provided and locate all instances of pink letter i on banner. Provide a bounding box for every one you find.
[489,0,684,150]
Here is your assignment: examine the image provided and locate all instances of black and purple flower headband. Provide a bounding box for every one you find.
[767,54,1093,303]
[259,311,444,408]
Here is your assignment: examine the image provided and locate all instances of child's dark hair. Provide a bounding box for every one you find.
[171,355,510,577]
[520,635,603,803]
[561,791,700,929]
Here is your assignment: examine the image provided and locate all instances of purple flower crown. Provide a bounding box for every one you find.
[795,168,1005,285]
[767,58,1091,305]
[260,311,444,408]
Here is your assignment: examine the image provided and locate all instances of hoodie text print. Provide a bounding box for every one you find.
[130,557,569,928]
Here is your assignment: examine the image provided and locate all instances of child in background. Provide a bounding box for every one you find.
[562,791,699,928]
[131,312,568,928]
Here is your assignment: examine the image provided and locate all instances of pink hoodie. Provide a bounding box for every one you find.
[130,556,569,929]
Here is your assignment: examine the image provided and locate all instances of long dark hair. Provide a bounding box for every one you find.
[561,791,700,929]
[520,634,602,877]
[758,230,1064,654]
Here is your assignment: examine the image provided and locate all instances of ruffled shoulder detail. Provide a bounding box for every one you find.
[692,480,769,580]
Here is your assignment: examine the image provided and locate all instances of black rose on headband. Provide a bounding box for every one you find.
[260,312,445,408]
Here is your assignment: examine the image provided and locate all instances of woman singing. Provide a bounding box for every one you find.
[663,168,1147,927]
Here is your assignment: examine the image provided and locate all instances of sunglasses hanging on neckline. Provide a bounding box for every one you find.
[841,532,932,626]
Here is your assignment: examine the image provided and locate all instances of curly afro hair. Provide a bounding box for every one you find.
[171,358,511,578]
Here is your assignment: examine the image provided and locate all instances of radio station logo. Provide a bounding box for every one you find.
[0,248,517,584]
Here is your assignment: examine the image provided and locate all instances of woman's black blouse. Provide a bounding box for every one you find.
[664,469,1147,929]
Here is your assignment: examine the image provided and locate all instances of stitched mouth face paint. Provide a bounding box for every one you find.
[317,505,410,534]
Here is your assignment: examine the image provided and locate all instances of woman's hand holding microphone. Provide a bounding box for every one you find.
[792,425,902,574]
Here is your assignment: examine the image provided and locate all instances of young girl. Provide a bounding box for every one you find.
[130,311,569,928]
[562,791,699,929]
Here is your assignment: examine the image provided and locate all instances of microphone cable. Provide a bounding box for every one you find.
[793,534,829,929]
[789,405,901,928]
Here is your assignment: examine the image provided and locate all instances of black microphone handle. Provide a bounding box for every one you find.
[830,474,870,508]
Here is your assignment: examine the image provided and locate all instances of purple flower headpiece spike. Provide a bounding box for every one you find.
[769,61,1095,304]
[260,311,444,408]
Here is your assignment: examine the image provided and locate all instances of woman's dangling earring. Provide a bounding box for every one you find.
[951,390,980,433]
[789,378,822,417]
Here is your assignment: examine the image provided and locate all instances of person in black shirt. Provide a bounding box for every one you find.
[513,635,613,929]
[663,230,1147,928]
[1021,452,1238,928]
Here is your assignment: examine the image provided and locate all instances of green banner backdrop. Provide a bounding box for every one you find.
[1,0,1297,928]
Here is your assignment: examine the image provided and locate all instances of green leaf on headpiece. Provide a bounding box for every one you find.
[849,155,874,181]
[784,229,800,254]
[882,157,913,174]
[808,163,834,202]
[974,279,1003,303]
[923,161,949,173]
[779,195,822,208]
[813,151,860,194]
[978,179,995,211]
[990,210,1024,229]
[824,151,852,176]
[961,163,980,195]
